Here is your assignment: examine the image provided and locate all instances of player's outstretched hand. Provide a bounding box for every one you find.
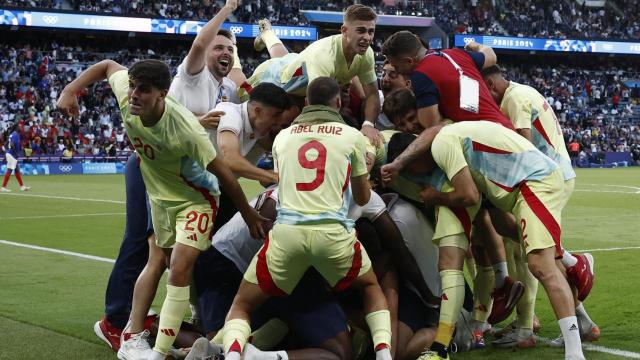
[361,125,384,148]
[243,207,268,240]
[56,91,80,118]
[464,41,482,52]
[199,110,225,129]
[419,186,439,206]
[225,0,239,11]
[380,161,400,186]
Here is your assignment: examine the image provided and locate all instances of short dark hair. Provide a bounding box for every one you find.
[249,83,290,110]
[481,65,503,78]
[217,29,234,42]
[386,132,417,164]
[344,4,377,23]
[382,30,423,58]
[128,59,171,90]
[383,88,416,122]
[306,77,341,106]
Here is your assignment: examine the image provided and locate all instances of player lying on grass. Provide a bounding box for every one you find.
[57,58,267,360]
[386,120,586,360]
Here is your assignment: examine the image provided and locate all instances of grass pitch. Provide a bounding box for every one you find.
[0,169,639,359]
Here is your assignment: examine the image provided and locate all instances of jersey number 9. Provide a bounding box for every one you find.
[296,140,327,191]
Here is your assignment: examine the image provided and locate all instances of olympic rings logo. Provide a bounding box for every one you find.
[463,37,477,44]
[229,26,244,34]
[42,15,59,24]
[58,165,73,172]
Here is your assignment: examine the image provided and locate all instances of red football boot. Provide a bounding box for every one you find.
[487,277,524,325]
[566,253,594,301]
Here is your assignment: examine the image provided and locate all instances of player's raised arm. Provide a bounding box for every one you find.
[464,41,497,69]
[184,0,238,76]
[57,60,126,116]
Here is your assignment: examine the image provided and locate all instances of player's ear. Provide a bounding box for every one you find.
[484,77,494,90]
[340,24,348,35]
[159,89,168,99]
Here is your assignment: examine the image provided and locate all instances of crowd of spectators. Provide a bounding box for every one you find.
[502,60,640,164]
[5,0,640,40]
[1,33,639,165]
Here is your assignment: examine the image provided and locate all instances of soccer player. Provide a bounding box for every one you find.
[186,187,352,360]
[381,31,524,333]
[219,77,392,360]
[241,4,384,146]
[57,58,266,360]
[376,60,412,130]
[388,122,586,360]
[1,124,30,192]
[92,1,246,349]
[382,88,423,135]
[481,65,598,347]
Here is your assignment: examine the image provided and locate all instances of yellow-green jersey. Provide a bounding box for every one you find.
[272,105,368,230]
[366,130,447,202]
[241,35,377,99]
[431,121,559,212]
[501,81,575,181]
[109,70,220,205]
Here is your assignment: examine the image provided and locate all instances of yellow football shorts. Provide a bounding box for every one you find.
[244,223,372,295]
[150,199,217,251]
[513,170,564,257]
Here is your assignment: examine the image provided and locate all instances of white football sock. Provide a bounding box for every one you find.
[493,261,508,288]
[376,347,392,360]
[558,316,584,360]
[561,250,578,268]
[243,343,288,360]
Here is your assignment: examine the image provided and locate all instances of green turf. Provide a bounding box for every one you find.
[0,169,639,359]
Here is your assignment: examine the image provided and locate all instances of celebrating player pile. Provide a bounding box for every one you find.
[56,3,597,360]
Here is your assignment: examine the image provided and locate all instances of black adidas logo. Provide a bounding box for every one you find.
[569,324,578,331]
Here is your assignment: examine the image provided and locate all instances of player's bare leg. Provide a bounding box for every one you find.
[151,242,203,356]
[527,246,584,359]
[118,234,165,359]
[254,19,289,58]
[396,323,436,360]
[350,269,393,360]
[127,234,165,334]
[222,279,271,359]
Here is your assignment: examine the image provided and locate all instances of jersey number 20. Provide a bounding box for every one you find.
[296,140,327,191]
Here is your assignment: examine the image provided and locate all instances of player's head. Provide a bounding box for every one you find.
[387,132,437,175]
[207,29,235,80]
[127,59,171,116]
[341,4,377,56]
[306,77,342,110]
[248,83,290,135]
[383,88,423,134]
[481,65,509,105]
[381,60,411,96]
[381,31,425,76]
[277,95,305,135]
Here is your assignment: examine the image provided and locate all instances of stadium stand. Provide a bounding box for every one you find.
[1,1,639,166]
[5,0,640,39]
